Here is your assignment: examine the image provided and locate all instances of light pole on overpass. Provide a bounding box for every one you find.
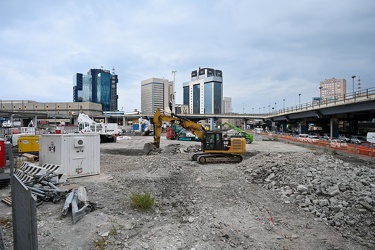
[298,94,301,107]
[351,75,356,93]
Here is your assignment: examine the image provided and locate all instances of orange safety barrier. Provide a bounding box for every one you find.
[274,134,374,159]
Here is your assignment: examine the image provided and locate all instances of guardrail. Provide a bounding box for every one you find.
[269,87,375,116]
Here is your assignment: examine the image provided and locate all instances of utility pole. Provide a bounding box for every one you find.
[171,71,177,113]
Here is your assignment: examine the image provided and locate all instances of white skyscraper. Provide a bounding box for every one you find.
[141,78,172,115]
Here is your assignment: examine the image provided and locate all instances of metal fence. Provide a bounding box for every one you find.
[11,174,38,249]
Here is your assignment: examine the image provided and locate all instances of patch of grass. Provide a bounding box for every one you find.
[0,216,12,228]
[130,192,155,210]
[94,237,106,250]
[110,224,118,236]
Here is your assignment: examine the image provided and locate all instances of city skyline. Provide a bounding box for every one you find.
[1,0,374,113]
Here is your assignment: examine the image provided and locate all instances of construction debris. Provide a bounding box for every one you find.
[62,186,95,224]
[12,162,69,203]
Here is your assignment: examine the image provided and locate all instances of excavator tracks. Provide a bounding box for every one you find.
[192,153,243,164]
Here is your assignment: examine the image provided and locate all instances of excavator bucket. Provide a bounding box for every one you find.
[143,142,157,155]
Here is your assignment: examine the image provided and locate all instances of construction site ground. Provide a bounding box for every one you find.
[0,133,374,249]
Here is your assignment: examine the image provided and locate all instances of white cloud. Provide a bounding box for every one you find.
[0,0,374,114]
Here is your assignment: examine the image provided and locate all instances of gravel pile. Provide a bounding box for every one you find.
[238,151,375,247]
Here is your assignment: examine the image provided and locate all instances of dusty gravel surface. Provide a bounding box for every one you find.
[0,134,374,249]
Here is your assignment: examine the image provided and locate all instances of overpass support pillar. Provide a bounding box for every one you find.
[210,118,214,131]
[281,121,288,133]
[351,120,358,135]
[299,120,307,134]
[321,118,330,135]
[33,116,38,128]
[330,118,339,138]
[243,119,248,130]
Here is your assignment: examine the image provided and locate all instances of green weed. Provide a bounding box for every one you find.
[94,237,106,250]
[130,192,155,210]
[0,216,12,228]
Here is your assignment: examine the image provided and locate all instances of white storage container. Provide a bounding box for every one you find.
[39,134,100,177]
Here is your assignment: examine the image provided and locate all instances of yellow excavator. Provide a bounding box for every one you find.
[150,108,247,164]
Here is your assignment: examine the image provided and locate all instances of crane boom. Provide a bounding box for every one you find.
[222,122,253,144]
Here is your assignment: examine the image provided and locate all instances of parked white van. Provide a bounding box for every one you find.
[367,132,375,144]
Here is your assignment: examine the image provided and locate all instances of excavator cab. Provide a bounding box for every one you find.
[202,131,246,154]
[202,131,225,150]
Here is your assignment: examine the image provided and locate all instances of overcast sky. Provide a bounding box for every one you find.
[1,0,374,113]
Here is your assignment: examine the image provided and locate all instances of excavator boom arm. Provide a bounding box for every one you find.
[153,108,205,148]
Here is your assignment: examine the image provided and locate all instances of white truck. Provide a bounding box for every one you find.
[138,117,153,136]
[367,132,375,144]
[77,113,118,142]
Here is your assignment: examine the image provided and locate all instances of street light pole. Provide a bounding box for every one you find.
[298,94,301,107]
[357,77,361,93]
[319,86,322,104]
[283,99,285,111]
[351,75,356,93]
[172,71,177,113]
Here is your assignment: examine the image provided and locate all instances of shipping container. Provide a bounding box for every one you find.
[39,134,100,177]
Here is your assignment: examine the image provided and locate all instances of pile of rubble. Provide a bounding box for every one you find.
[162,144,201,154]
[144,143,201,155]
[238,152,375,247]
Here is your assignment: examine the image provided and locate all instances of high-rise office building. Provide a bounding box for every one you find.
[320,78,346,100]
[223,97,232,114]
[73,68,118,111]
[183,68,223,114]
[141,78,172,115]
[110,67,119,111]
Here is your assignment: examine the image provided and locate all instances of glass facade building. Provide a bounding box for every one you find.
[183,68,223,115]
[73,68,118,111]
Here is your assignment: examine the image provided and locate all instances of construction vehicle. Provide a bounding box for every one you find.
[222,122,253,144]
[150,108,247,164]
[77,113,118,142]
[165,122,199,141]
